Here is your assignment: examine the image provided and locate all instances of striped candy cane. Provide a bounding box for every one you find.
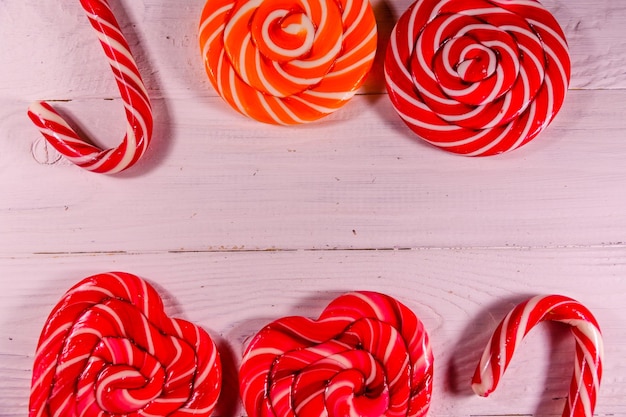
[30,272,222,417]
[27,0,153,174]
[473,295,603,417]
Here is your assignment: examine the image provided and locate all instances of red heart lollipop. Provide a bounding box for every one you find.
[30,272,222,417]
[239,291,433,417]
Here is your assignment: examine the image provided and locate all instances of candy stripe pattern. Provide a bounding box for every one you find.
[27,0,153,174]
[199,0,377,124]
[472,295,603,417]
[384,0,570,156]
[30,272,221,417]
[239,291,434,417]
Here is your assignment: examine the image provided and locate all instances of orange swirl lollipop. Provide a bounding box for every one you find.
[199,0,377,124]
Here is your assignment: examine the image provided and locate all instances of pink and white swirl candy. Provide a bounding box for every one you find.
[199,0,377,124]
[385,0,570,155]
[239,291,434,417]
[473,295,603,417]
[27,0,153,173]
[30,272,221,417]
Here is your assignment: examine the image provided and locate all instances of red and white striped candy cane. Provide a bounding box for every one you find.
[27,0,153,174]
[472,295,603,417]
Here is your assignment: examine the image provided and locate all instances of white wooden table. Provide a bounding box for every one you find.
[1,1,624,416]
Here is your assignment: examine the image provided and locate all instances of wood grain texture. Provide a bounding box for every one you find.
[1,0,625,102]
[2,90,626,252]
[1,249,625,417]
[0,0,625,416]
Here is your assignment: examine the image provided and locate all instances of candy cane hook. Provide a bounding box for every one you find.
[472,295,603,417]
[27,0,153,174]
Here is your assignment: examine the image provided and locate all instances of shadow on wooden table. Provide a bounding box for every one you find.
[445,293,576,416]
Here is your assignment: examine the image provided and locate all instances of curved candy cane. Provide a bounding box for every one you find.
[27,0,153,174]
[473,295,603,417]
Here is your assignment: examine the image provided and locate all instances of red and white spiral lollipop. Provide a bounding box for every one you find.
[199,0,377,124]
[473,295,603,417]
[30,272,221,417]
[27,0,153,174]
[239,291,434,417]
[385,0,570,155]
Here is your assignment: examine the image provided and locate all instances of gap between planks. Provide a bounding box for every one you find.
[7,242,626,258]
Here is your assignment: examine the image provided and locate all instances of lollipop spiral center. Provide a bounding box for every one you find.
[95,363,165,413]
[456,45,497,83]
[79,334,168,414]
[253,8,315,61]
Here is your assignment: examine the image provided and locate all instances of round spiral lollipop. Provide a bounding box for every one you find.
[199,0,377,124]
[239,291,434,417]
[30,272,222,417]
[473,295,603,417]
[385,0,570,155]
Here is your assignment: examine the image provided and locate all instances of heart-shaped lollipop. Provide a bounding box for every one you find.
[30,272,222,417]
[239,291,433,417]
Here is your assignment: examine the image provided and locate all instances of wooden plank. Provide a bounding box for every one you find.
[1,0,625,102]
[0,248,623,416]
[1,89,626,253]
[1,1,625,416]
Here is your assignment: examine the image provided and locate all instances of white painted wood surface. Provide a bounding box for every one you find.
[1,1,624,416]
